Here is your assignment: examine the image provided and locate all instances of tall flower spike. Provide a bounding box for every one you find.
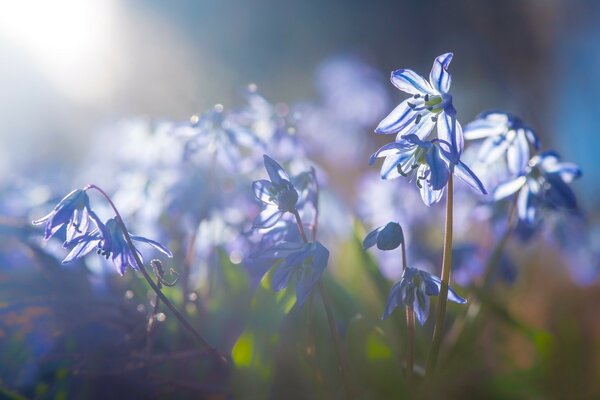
[33,188,101,242]
[63,217,172,276]
[375,53,464,157]
[464,111,540,175]
[369,134,486,206]
[493,150,582,225]
[252,155,299,228]
[382,267,466,325]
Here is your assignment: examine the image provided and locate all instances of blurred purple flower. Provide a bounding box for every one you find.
[382,267,466,324]
[493,151,581,225]
[252,155,299,228]
[33,188,101,242]
[464,111,540,175]
[63,217,172,276]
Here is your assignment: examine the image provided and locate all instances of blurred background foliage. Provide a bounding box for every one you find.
[1,0,600,399]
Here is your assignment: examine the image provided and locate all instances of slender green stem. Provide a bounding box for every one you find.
[86,184,228,366]
[426,173,454,376]
[292,208,352,399]
[400,239,415,385]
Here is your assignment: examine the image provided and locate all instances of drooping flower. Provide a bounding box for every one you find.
[62,217,172,275]
[382,267,466,324]
[375,53,463,157]
[369,134,486,205]
[493,151,582,225]
[258,241,329,306]
[464,111,540,175]
[33,188,101,242]
[363,222,404,251]
[252,155,299,228]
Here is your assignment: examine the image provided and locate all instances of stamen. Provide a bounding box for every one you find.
[413,94,421,99]
[397,165,408,177]
[407,102,416,109]
[415,114,422,125]
[424,94,429,102]
[431,116,438,122]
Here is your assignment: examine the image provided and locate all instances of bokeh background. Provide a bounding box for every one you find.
[1,0,600,398]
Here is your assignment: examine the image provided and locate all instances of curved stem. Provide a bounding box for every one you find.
[86,185,227,366]
[426,173,454,376]
[292,208,352,399]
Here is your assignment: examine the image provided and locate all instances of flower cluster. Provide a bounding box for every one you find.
[33,186,172,275]
[370,53,487,205]
[245,155,328,306]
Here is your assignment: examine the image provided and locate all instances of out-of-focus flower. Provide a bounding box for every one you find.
[493,151,582,225]
[376,53,463,157]
[62,218,172,276]
[464,111,540,175]
[252,155,299,228]
[382,267,466,324]
[33,188,101,242]
[451,244,517,286]
[363,222,404,251]
[370,134,486,206]
[259,241,329,306]
[172,105,260,172]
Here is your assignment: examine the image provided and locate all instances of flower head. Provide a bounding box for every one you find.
[252,155,299,228]
[370,134,486,206]
[375,53,463,157]
[257,240,329,306]
[63,217,172,275]
[493,151,582,225]
[464,111,540,175]
[33,188,100,241]
[382,267,466,324]
[363,222,404,251]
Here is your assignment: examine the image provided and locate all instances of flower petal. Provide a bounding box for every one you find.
[426,147,450,190]
[263,155,290,185]
[493,176,527,201]
[429,52,453,93]
[506,129,530,175]
[437,112,464,160]
[382,281,403,320]
[454,161,487,195]
[131,235,173,257]
[374,100,416,134]
[376,222,404,251]
[390,69,434,95]
[253,206,283,229]
[447,287,467,304]
[413,289,431,325]
[252,179,276,204]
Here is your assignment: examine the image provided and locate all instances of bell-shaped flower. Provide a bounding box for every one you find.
[62,218,172,276]
[258,240,329,306]
[363,222,404,251]
[464,111,540,174]
[375,53,464,157]
[33,188,101,242]
[252,155,299,228]
[382,267,466,324]
[493,151,581,225]
[370,134,486,206]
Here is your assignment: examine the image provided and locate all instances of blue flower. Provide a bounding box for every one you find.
[33,188,101,242]
[375,53,464,157]
[382,267,466,324]
[370,134,486,206]
[363,222,404,251]
[252,155,299,228]
[464,111,540,174]
[493,151,582,225]
[62,217,173,275]
[259,240,329,306]
[173,104,260,171]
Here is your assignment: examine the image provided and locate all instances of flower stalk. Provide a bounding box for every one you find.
[86,185,228,366]
[426,172,454,375]
[292,208,353,400]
